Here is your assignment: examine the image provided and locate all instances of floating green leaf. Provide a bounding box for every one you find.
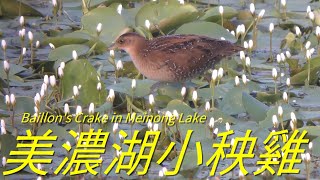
[61,59,107,105]
[81,7,127,44]
[242,92,269,122]
[175,21,237,43]
[135,0,199,33]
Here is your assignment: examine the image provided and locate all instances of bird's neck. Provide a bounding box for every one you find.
[125,39,148,62]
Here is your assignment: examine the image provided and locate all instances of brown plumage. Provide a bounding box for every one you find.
[109,32,244,82]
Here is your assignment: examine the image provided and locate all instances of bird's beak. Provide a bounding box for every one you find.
[108,43,117,50]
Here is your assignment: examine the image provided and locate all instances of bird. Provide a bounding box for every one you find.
[109,32,244,82]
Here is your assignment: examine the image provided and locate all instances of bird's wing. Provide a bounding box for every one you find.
[145,34,243,81]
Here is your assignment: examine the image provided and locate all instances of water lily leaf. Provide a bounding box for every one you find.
[0,0,42,16]
[45,31,91,48]
[135,0,199,33]
[259,104,302,129]
[291,87,320,108]
[61,59,107,105]
[219,86,249,115]
[254,91,281,104]
[37,123,72,147]
[298,126,320,140]
[200,6,237,22]
[175,21,236,43]
[242,92,269,122]
[290,65,320,85]
[206,108,237,124]
[108,79,155,98]
[0,62,27,79]
[81,6,127,44]
[309,137,320,157]
[164,99,195,117]
[0,96,36,115]
[48,44,90,70]
[0,134,17,157]
[95,101,113,115]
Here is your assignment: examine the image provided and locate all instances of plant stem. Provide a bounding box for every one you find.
[269,33,273,61]
[307,59,310,86]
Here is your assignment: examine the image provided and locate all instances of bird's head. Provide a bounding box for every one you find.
[109,32,147,52]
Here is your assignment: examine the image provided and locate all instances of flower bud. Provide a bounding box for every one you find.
[52,0,57,7]
[258,9,265,19]
[58,67,64,78]
[36,41,40,48]
[10,94,16,107]
[145,20,151,30]
[113,123,119,133]
[49,43,55,49]
[96,23,102,35]
[242,74,247,85]
[76,105,82,115]
[226,122,231,131]
[192,90,197,102]
[97,82,102,91]
[285,51,291,58]
[209,117,214,128]
[3,60,10,73]
[5,95,10,106]
[272,115,278,127]
[44,75,49,85]
[153,124,159,131]
[49,75,56,87]
[205,101,210,111]
[28,31,33,42]
[181,86,186,97]
[295,26,301,37]
[131,79,136,89]
[34,93,41,106]
[107,89,115,102]
[283,92,288,102]
[269,23,274,33]
[240,51,245,60]
[20,16,25,27]
[235,76,240,86]
[286,78,291,87]
[219,6,224,15]
[278,106,283,117]
[272,68,278,80]
[73,86,79,97]
[116,60,123,70]
[309,11,315,21]
[64,103,70,114]
[250,3,255,15]
[245,57,251,67]
[117,4,122,15]
[149,94,155,106]
[88,103,94,115]
[1,39,6,51]
[211,69,218,81]
[218,67,223,79]
[72,50,78,60]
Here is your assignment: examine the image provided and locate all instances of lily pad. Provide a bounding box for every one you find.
[48,44,90,70]
[135,0,199,33]
[81,6,127,44]
[61,59,107,105]
[200,6,237,22]
[175,21,237,43]
[108,79,155,98]
[242,92,269,122]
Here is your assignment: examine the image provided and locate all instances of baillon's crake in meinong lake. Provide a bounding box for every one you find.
[109,32,244,82]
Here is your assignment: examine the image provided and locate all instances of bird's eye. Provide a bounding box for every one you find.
[118,39,125,44]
